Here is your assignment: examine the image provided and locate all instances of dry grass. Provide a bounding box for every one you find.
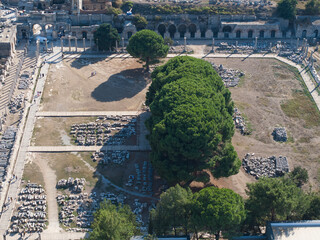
[22,162,45,187]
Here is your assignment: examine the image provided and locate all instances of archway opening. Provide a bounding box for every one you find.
[222,26,232,38]
[33,24,42,36]
[158,24,166,38]
[82,31,88,39]
[189,24,197,38]
[178,24,187,38]
[236,30,241,38]
[271,30,276,38]
[21,29,27,39]
[127,31,133,39]
[302,30,307,38]
[248,30,253,38]
[168,25,176,39]
[315,30,318,38]
[259,30,264,38]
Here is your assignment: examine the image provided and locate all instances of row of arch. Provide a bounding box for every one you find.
[301,29,318,38]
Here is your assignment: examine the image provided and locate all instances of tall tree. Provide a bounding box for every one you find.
[127,30,169,71]
[94,23,120,51]
[192,187,246,240]
[288,166,309,188]
[150,184,193,236]
[276,0,297,20]
[245,177,305,229]
[89,201,140,240]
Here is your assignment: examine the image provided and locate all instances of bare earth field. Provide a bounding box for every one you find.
[205,57,320,193]
[41,58,150,111]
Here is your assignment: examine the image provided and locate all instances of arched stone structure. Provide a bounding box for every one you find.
[158,24,166,38]
[168,24,177,39]
[189,24,197,38]
[178,24,187,38]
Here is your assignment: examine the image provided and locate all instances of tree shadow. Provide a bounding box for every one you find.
[91,68,149,102]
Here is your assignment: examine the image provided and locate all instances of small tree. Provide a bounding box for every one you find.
[288,166,309,187]
[112,0,123,8]
[305,0,320,15]
[94,23,120,51]
[192,187,246,240]
[127,30,169,71]
[121,1,133,12]
[89,201,140,240]
[133,14,148,31]
[277,0,297,20]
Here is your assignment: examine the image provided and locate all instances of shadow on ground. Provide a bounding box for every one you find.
[91,68,149,102]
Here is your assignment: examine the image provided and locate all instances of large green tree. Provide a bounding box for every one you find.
[94,23,120,51]
[89,201,140,240]
[150,184,193,236]
[127,30,169,71]
[146,56,239,184]
[245,177,306,229]
[192,187,246,240]
[288,166,309,188]
[276,0,297,20]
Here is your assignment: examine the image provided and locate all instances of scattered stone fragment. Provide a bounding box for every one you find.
[272,127,287,142]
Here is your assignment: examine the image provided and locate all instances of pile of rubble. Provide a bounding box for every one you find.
[92,150,130,165]
[279,51,303,64]
[8,93,24,114]
[212,63,244,88]
[242,153,289,179]
[56,177,86,193]
[0,127,17,191]
[169,45,193,53]
[18,71,32,90]
[70,116,136,146]
[9,183,47,233]
[233,108,250,135]
[272,127,287,142]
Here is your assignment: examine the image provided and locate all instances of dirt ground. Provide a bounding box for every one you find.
[202,58,320,195]
[31,116,137,146]
[41,58,150,111]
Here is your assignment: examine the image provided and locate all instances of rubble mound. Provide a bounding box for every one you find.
[212,63,244,88]
[242,153,289,179]
[56,177,86,193]
[272,127,287,142]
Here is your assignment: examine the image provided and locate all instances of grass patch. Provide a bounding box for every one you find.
[22,162,45,187]
[281,89,320,128]
[79,152,98,169]
[47,153,98,188]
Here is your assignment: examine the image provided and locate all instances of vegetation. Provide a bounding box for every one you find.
[89,201,140,240]
[288,166,309,187]
[245,177,307,229]
[146,56,240,184]
[127,30,169,71]
[276,0,297,20]
[112,0,123,8]
[94,23,120,51]
[304,0,320,15]
[132,14,148,31]
[121,1,133,12]
[164,37,174,46]
[150,185,245,239]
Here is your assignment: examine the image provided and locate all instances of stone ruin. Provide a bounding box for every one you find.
[212,63,244,88]
[9,183,47,234]
[242,153,289,179]
[92,150,130,165]
[18,71,32,90]
[272,127,287,142]
[0,127,17,193]
[56,177,86,193]
[233,107,251,135]
[8,93,24,114]
[70,115,136,146]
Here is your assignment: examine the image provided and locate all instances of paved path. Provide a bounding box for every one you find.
[28,145,151,152]
[36,110,141,117]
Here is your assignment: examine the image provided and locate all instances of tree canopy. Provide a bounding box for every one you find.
[146,56,240,184]
[245,177,306,228]
[94,23,120,51]
[276,0,297,20]
[288,166,309,187]
[304,0,320,15]
[133,14,148,31]
[89,201,140,240]
[127,30,169,71]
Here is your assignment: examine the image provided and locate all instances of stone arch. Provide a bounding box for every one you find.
[248,30,253,38]
[158,24,166,38]
[236,30,241,38]
[259,30,265,38]
[45,24,54,38]
[188,24,197,38]
[21,29,27,39]
[302,30,307,38]
[271,30,276,38]
[32,24,42,36]
[82,31,88,39]
[222,26,232,32]
[314,29,319,38]
[168,24,176,39]
[178,24,187,38]
[199,24,207,38]
[127,31,133,39]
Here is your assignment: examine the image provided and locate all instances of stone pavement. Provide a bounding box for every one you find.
[36,110,141,117]
[28,145,151,152]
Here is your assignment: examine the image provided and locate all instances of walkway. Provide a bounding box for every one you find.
[36,110,141,117]
[28,145,151,152]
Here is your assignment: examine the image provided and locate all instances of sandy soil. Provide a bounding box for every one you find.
[41,58,150,111]
[203,58,320,194]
